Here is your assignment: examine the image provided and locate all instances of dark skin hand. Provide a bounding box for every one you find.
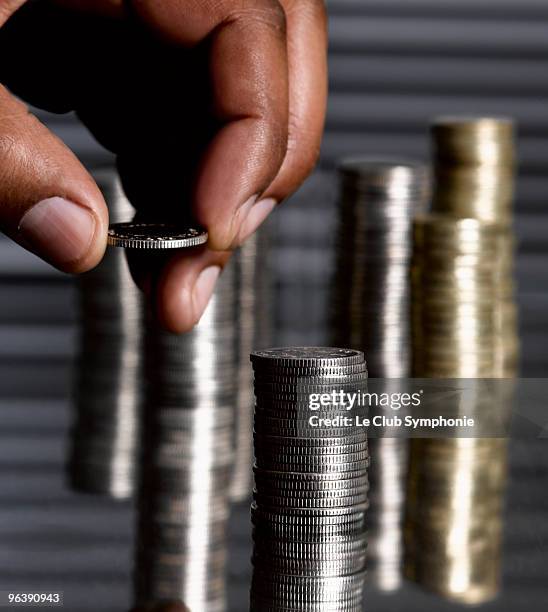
[0,0,327,332]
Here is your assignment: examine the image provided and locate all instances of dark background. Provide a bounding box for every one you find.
[0,1,547,610]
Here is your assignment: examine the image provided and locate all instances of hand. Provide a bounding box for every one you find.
[0,0,327,332]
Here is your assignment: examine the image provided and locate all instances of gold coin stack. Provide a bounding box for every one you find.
[430,116,519,377]
[431,116,515,222]
[411,215,499,378]
[406,117,517,605]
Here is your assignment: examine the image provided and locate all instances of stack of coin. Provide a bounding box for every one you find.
[68,169,144,499]
[408,122,515,602]
[134,263,238,612]
[431,116,515,223]
[365,433,408,592]
[405,437,508,605]
[330,158,428,591]
[409,216,510,603]
[411,215,499,378]
[331,157,429,377]
[230,228,272,502]
[431,116,519,377]
[249,347,369,612]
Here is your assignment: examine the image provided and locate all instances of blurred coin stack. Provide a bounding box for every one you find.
[134,263,238,612]
[405,437,508,604]
[331,157,429,376]
[231,228,272,502]
[431,116,519,377]
[250,348,369,612]
[409,218,510,604]
[366,432,408,592]
[69,169,143,499]
[407,117,516,604]
[411,215,499,378]
[331,158,428,591]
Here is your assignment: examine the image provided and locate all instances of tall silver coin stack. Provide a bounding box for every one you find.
[330,158,429,591]
[331,157,429,377]
[231,228,272,502]
[69,168,144,499]
[134,263,238,612]
[250,348,369,612]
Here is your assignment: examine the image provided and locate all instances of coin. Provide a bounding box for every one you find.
[253,434,367,448]
[254,477,370,495]
[107,222,208,249]
[251,347,364,367]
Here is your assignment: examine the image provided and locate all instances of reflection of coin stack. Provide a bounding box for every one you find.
[407,118,517,604]
[230,228,272,502]
[431,116,519,377]
[249,348,369,612]
[331,158,428,591]
[405,438,508,604]
[69,169,143,499]
[409,217,509,604]
[134,264,238,612]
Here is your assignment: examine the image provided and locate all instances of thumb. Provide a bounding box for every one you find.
[0,85,108,273]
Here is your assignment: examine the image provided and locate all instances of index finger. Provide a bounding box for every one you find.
[130,0,290,249]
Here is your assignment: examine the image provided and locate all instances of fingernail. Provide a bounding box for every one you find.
[225,193,257,245]
[193,265,221,319]
[18,197,96,266]
[237,197,277,245]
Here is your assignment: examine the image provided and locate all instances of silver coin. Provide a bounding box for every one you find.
[253,433,367,448]
[251,570,367,588]
[256,448,369,464]
[255,448,369,464]
[107,222,208,249]
[252,555,367,576]
[253,370,368,384]
[251,347,364,367]
[251,596,364,610]
[253,527,366,543]
[253,424,366,439]
[253,363,368,376]
[250,516,367,535]
[255,482,369,499]
[254,521,367,537]
[251,502,368,518]
[254,493,369,510]
[254,466,369,481]
[253,380,367,394]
